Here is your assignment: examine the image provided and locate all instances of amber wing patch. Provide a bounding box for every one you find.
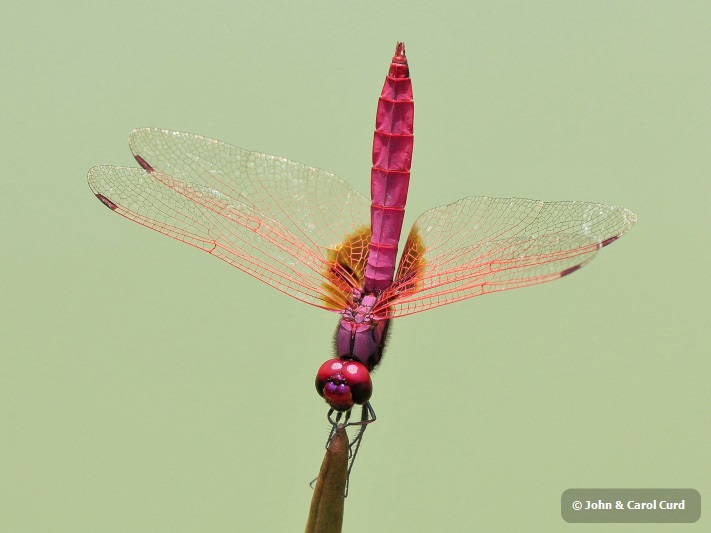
[322,226,371,309]
[392,225,427,296]
[371,225,425,317]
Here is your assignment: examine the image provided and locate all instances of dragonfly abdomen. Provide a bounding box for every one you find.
[364,42,414,293]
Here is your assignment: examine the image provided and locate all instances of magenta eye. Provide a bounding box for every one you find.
[315,358,373,411]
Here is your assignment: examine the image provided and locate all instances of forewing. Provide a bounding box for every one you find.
[377,196,636,318]
[88,129,372,310]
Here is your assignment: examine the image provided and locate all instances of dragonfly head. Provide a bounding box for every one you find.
[315,358,372,411]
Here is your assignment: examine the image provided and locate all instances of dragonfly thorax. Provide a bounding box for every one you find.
[342,290,379,324]
[313,290,390,412]
[335,290,390,370]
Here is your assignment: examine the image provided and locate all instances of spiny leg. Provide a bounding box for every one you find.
[322,402,377,496]
[309,408,352,491]
[325,408,351,446]
[343,402,376,494]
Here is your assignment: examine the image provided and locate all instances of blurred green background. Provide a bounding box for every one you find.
[1,1,708,531]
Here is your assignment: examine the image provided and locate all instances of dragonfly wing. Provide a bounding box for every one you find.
[88,130,372,310]
[377,196,636,318]
[128,129,369,254]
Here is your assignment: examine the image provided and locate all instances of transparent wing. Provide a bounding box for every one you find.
[376,196,636,318]
[88,129,372,310]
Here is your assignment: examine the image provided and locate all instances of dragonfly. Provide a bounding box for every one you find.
[88,42,636,490]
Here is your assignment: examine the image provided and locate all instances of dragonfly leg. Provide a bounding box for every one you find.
[319,402,377,496]
[342,402,376,494]
[325,408,348,439]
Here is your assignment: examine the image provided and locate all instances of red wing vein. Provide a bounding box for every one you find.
[378,196,635,318]
[88,165,351,310]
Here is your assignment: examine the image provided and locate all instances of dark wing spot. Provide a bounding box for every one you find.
[95,193,118,211]
[133,154,154,173]
[600,235,619,247]
[560,264,582,278]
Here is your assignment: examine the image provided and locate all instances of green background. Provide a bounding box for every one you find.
[1,1,708,531]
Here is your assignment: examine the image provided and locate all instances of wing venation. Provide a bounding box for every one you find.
[377,196,636,318]
[88,129,373,310]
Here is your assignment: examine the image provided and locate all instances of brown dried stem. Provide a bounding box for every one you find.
[304,425,348,533]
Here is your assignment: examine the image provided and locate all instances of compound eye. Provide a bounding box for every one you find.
[315,359,372,411]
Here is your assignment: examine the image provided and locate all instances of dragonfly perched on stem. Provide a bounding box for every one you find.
[88,42,636,493]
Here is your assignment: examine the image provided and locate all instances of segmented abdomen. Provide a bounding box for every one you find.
[363,42,414,293]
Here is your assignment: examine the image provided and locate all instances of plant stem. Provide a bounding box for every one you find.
[305,425,347,533]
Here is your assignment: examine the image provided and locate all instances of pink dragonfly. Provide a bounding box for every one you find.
[88,43,635,487]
